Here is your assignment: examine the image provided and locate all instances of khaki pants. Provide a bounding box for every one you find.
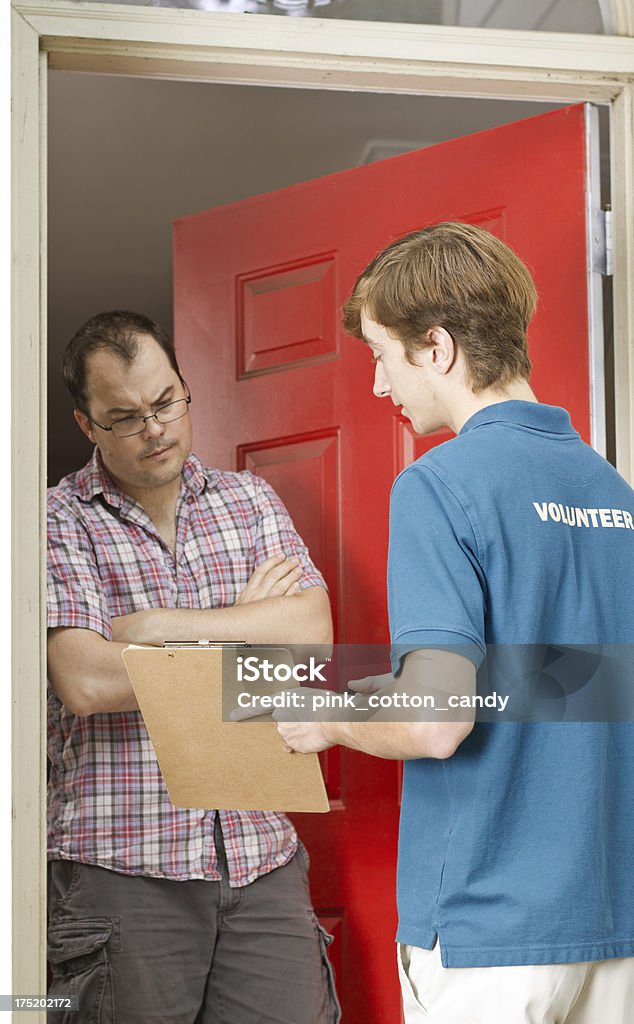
[398,940,634,1024]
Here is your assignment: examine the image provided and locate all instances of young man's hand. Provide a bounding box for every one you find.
[230,686,350,751]
[347,672,394,696]
[273,700,337,754]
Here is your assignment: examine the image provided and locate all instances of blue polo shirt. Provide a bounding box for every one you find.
[388,401,634,967]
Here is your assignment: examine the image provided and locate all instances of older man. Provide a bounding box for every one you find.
[47,310,338,1024]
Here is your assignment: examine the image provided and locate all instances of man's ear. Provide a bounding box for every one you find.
[74,408,97,445]
[426,327,456,376]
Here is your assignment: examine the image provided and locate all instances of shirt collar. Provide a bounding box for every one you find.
[181,453,209,496]
[459,401,578,438]
[72,448,209,505]
[71,448,121,506]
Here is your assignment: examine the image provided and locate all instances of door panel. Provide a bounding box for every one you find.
[239,430,341,631]
[174,103,600,1021]
[238,253,339,375]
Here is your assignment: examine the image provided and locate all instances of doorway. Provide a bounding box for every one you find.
[46,72,614,1019]
[14,0,634,1005]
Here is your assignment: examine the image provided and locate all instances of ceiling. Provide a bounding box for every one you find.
[106,0,608,33]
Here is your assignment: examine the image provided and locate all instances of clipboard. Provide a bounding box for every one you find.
[122,644,329,813]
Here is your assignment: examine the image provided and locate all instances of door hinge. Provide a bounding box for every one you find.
[591,206,613,277]
[604,207,614,277]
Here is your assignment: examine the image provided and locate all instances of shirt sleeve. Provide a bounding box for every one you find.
[253,476,327,591]
[47,502,112,640]
[388,464,486,673]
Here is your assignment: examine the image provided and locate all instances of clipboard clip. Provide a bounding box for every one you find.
[162,640,251,649]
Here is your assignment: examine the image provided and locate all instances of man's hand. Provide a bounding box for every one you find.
[273,712,335,755]
[231,685,349,752]
[236,554,303,604]
[271,686,369,753]
[347,672,393,696]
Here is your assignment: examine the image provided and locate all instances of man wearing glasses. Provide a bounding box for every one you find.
[46,311,337,1023]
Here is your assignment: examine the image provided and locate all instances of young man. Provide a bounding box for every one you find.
[47,311,338,1023]
[275,223,634,1022]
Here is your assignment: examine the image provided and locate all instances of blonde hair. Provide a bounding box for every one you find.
[342,222,537,392]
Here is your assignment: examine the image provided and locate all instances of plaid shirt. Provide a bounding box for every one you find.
[47,449,326,885]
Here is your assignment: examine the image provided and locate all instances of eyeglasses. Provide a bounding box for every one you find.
[89,387,192,438]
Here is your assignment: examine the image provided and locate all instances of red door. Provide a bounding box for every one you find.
[173,103,602,1022]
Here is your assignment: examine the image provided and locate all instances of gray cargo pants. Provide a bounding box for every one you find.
[47,829,341,1024]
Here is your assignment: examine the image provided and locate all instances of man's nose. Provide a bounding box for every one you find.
[373,361,391,398]
[142,413,166,438]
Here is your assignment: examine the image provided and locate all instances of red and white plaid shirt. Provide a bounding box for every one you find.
[47,449,326,885]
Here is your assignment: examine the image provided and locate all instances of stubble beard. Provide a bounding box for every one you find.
[136,441,188,489]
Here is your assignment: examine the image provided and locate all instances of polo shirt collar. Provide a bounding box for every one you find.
[459,401,578,438]
[72,448,209,505]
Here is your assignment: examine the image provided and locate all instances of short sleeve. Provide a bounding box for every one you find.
[47,502,111,640]
[253,477,326,591]
[388,465,486,673]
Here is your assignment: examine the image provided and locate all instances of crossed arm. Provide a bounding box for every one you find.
[48,555,332,717]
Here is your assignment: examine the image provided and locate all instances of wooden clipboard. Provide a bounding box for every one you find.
[122,644,329,813]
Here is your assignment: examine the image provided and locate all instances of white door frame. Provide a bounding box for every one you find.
[11,0,634,1009]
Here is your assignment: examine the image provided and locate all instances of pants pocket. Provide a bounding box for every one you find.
[49,860,82,905]
[48,917,117,1024]
[397,943,428,1020]
[310,913,342,1024]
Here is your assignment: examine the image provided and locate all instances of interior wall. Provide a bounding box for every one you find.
[48,74,570,482]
